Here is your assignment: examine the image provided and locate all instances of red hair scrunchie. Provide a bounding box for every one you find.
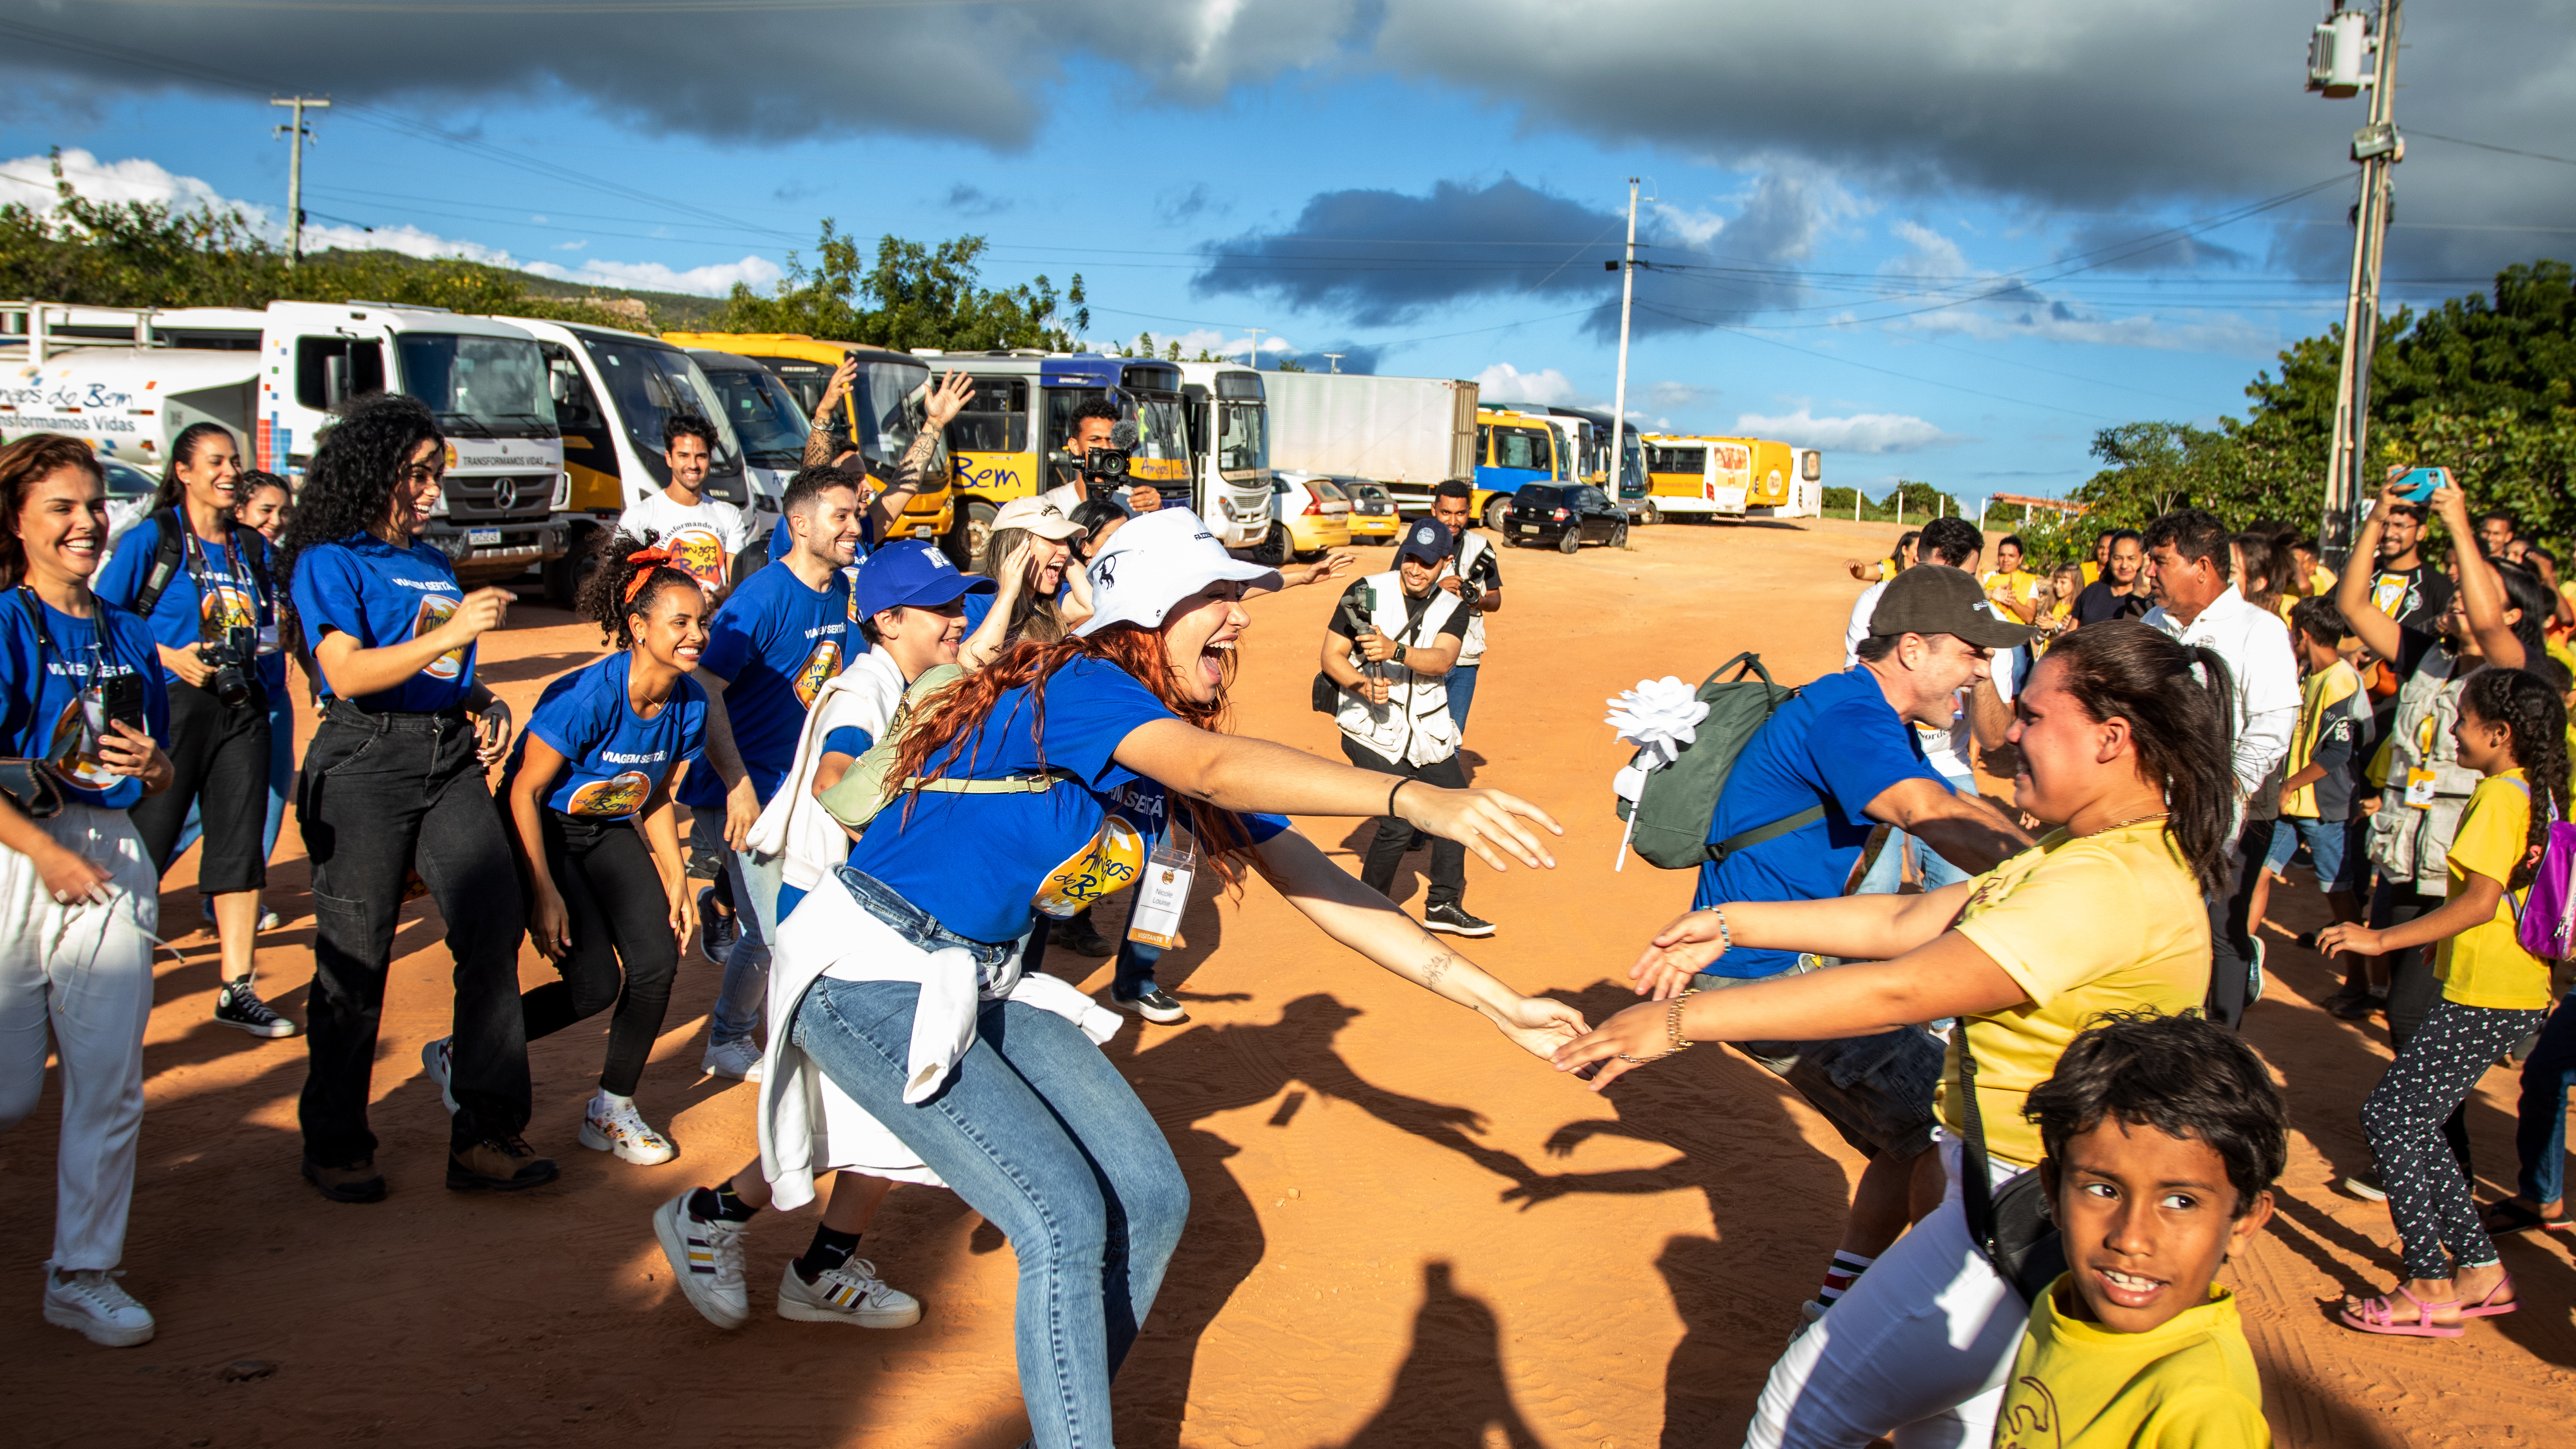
[624,546,676,604]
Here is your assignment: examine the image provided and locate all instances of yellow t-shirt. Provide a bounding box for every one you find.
[2282,660,2362,818]
[1995,1277,2270,1449]
[1941,821,2212,1167]
[2435,769,2552,1009]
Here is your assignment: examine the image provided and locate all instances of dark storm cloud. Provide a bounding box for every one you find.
[2057,218,2251,274]
[945,184,1012,218]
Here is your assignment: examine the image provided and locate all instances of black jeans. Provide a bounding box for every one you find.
[2375,879,2473,1177]
[1338,737,1466,910]
[2203,815,2269,1028]
[129,677,271,896]
[520,811,680,1097]
[296,707,529,1161]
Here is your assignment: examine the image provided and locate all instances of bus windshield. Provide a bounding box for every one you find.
[396,333,558,440]
[1124,393,1190,467]
[1217,400,1267,475]
[702,364,808,468]
[846,358,951,482]
[579,336,743,487]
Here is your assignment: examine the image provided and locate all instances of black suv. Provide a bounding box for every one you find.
[1506,483,1629,552]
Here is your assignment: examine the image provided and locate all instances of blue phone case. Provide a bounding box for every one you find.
[2394,467,2446,502]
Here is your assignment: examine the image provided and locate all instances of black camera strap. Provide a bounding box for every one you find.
[11,586,112,716]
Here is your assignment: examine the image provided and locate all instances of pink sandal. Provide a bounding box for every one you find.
[2458,1272,2519,1319]
[2339,1286,2464,1337]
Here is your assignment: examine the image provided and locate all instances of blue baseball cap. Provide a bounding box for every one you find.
[1397,518,1450,566]
[851,539,994,621]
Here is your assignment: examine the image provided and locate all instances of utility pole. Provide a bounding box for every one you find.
[2312,0,2402,568]
[1323,352,1344,374]
[271,96,331,269]
[1244,327,1265,371]
[1606,177,1640,524]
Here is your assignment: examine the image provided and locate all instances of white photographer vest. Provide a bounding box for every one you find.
[1334,571,1461,769]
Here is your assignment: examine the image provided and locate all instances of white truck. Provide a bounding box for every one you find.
[0,300,569,588]
[1261,370,1479,516]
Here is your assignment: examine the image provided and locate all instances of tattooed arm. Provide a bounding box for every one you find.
[1248,828,1587,1060]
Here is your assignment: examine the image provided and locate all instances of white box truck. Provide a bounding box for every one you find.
[1262,371,1477,517]
[1,300,569,588]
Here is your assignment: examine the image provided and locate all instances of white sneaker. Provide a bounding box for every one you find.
[777,1258,922,1328]
[580,1097,677,1165]
[43,1267,155,1347]
[702,1037,763,1083]
[422,1037,459,1114]
[653,1193,751,1330]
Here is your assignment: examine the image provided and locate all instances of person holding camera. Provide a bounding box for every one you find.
[279,393,542,1203]
[97,422,294,1040]
[0,434,176,1347]
[1427,481,1501,734]
[1320,520,1490,937]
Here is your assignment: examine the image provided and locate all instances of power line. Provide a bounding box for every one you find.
[2409,130,2576,167]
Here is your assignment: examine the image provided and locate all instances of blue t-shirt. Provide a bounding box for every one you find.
[1694,668,1944,979]
[845,655,1287,944]
[94,515,286,695]
[518,651,708,818]
[676,561,851,810]
[821,724,875,760]
[288,534,474,712]
[0,594,173,810]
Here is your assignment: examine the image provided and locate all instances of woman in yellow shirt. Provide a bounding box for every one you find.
[1558,621,2236,1448]
[2318,666,2568,1335]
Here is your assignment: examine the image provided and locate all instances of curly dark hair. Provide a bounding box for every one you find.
[2459,666,2570,891]
[2038,620,2240,894]
[273,392,444,602]
[1067,397,1120,435]
[151,421,240,513]
[661,414,718,454]
[577,529,702,649]
[2026,1009,2286,1217]
[0,433,105,591]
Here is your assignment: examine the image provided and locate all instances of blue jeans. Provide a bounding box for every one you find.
[1444,663,1478,731]
[2515,991,2576,1206]
[1112,935,1163,1000]
[708,846,771,1048]
[1854,828,1972,896]
[790,903,1187,1448]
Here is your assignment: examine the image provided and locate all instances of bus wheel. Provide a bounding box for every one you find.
[947,500,997,570]
[1638,502,1660,527]
[1482,496,1512,532]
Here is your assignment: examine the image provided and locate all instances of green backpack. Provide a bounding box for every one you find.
[1614,652,1826,870]
[818,664,1078,834]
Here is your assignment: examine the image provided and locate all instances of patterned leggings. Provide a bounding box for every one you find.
[2363,997,2551,1282]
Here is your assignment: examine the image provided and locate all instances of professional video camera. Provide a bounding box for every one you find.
[201,625,260,709]
[1076,419,1138,503]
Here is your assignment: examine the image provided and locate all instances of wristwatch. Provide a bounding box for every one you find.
[1393,641,1409,666]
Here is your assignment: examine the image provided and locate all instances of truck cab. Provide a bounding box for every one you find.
[1,300,568,588]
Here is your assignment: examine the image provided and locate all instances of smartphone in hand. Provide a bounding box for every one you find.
[2393,467,2450,502]
[101,673,148,734]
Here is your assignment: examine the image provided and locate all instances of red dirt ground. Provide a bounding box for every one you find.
[7,515,2573,1447]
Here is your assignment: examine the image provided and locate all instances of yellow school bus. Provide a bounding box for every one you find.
[661,332,954,546]
[1640,434,1818,520]
[913,352,1194,565]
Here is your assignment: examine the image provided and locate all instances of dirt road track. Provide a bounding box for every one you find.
[7,516,2573,1446]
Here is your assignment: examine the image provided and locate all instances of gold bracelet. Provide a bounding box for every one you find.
[1616,987,1699,1065]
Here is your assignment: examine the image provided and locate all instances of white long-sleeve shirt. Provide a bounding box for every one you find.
[2143,585,2301,820]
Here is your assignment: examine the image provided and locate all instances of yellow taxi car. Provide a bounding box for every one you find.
[1273,471,1353,557]
[1343,479,1403,544]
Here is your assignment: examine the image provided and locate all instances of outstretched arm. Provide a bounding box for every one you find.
[1251,828,1586,1059]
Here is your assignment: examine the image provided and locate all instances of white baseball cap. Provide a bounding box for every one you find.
[991,495,1088,541]
[1074,508,1281,637]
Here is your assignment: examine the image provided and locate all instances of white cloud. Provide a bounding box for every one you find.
[1648,379,1712,410]
[1734,407,1956,454]
[4,148,783,300]
[1474,362,1583,407]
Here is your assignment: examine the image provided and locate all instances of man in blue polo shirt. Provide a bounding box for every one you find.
[1696,564,2035,1329]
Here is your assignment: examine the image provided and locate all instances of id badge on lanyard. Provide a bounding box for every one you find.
[1126,825,1197,949]
[2405,767,2439,809]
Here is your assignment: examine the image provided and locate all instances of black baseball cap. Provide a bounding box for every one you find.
[1868,566,2040,650]
[1398,519,1449,567]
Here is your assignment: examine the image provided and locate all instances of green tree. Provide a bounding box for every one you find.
[709,223,1075,351]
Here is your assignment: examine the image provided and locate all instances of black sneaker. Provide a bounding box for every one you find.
[699,886,738,965]
[213,981,299,1038]
[1112,988,1189,1025]
[1050,919,1116,957]
[447,1134,561,1193]
[1422,903,1495,937]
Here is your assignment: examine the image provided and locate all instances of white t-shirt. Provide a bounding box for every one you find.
[618,490,750,595]
[1843,580,1890,667]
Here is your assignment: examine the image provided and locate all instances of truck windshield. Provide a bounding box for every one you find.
[396,333,559,440]
[1217,401,1267,476]
[580,336,744,487]
[703,364,808,468]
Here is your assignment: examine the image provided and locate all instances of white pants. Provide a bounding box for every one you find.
[0,805,158,1272]
[1744,1136,2027,1449]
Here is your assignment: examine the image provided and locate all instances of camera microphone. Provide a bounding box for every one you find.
[1109,420,1138,450]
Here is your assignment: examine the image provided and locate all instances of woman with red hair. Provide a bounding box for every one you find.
[653,507,1577,1449]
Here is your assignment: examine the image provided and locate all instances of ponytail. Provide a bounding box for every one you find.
[2461,667,2569,891]
[2042,622,2239,893]
[577,529,701,649]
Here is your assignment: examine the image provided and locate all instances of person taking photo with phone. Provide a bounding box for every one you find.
[0,434,175,1348]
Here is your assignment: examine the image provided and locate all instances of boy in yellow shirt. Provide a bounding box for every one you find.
[1994,1012,2284,1449]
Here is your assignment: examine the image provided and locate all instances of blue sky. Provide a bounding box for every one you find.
[5,1,2571,502]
